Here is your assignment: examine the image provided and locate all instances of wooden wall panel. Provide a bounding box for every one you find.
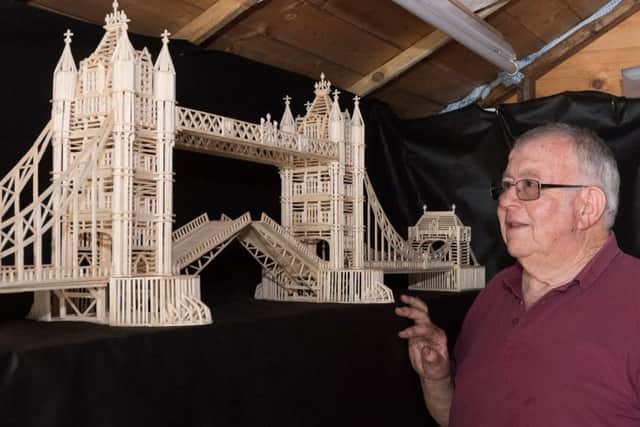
[536,10,640,98]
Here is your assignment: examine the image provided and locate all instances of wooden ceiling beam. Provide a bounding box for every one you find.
[348,0,509,97]
[480,0,640,108]
[173,0,263,45]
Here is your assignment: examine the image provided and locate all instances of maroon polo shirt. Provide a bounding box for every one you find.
[449,235,640,427]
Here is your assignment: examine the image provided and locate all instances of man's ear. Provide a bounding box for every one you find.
[576,186,607,230]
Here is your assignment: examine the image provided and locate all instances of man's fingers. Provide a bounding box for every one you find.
[398,323,444,342]
[407,340,448,378]
[421,345,442,363]
[395,305,431,323]
[400,294,429,313]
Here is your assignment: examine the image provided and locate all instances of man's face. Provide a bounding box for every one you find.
[497,135,582,263]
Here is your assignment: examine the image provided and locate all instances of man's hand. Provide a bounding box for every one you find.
[396,294,451,383]
[396,294,453,426]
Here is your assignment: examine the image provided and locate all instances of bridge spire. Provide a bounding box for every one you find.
[351,95,363,127]
[54,29,77,74]
[314,72,331,96]
[53,28,77,102]
[329,87,343,140]
[64,29,73,45]
[154,29,176,74]
[280,95,296,133]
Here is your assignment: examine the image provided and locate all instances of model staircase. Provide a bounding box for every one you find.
[238,213,327,299]
[172,212,252,274]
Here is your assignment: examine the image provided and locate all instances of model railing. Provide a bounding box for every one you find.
[0,265,110,284]
[172,212,209,242]
[109,275,211,326]
[72,95,112,119]
[320,269,392,303]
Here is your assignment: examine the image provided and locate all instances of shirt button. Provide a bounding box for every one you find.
[512,317,520,326]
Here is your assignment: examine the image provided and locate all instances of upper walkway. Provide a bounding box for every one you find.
[175,107,338,166]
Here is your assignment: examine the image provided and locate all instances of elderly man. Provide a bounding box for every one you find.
[396,123,640,426]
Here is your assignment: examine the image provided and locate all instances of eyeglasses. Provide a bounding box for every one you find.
[490,178,589,201]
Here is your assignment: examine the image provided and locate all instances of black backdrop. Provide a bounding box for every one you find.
[2,2,640,426]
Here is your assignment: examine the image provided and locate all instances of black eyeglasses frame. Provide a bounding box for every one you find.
[490,178,589,201]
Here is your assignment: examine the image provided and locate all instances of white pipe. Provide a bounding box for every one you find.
[393,0,518,74]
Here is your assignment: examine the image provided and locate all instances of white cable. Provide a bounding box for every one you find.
[441,0,623,114]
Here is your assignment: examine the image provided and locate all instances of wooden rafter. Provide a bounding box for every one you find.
[480,0,640,107]
[173,0,263,45]
[348,0,510,96]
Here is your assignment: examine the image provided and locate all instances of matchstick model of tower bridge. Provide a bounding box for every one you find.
[0,3,484,326]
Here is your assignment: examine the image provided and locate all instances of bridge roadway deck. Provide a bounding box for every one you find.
[0,277,108,294]
[365,260,453,274]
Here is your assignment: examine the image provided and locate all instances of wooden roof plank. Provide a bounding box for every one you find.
[209,0,402,75]
[174,0,263,45]
[563,0,610,19]
[486,9,545,57]
[390,61,478,104]
[209,28,361,89]
[374,86,443,119]
[27,0,205,37]
[347,1,510,97]
[323,0,433,48]
[504,0,583,43]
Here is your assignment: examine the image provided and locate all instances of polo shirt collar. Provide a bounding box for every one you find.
[502,233,620,299]
[573,233,620,289]
[502,264,524,300]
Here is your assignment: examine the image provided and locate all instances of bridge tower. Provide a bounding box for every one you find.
[280,75,357,268]
[31,2,211,325]
[271,75,388,302]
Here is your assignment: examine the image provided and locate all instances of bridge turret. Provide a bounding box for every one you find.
[154,30,176,274]
[329,89,343,143]
[351,96,365,268]
[51,29,77,180]
[111,24,136,276]
[153,30,176,107]
[53,30,77,102]
[328,89,345,269]
[51,29,78,269]
[37,29,80,317]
